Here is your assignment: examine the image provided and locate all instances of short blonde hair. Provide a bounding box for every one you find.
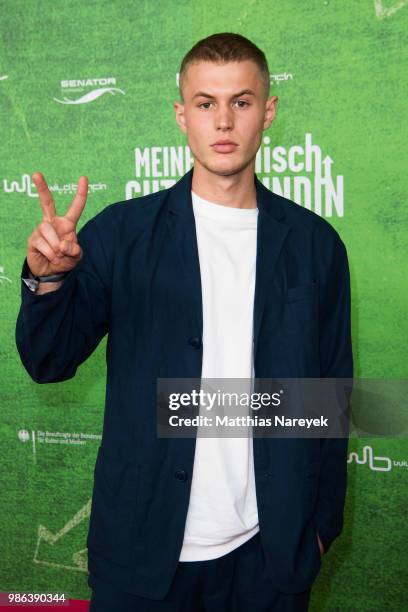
[179,32,270,101]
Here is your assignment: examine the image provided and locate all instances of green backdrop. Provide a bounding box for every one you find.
[1,1,407,609]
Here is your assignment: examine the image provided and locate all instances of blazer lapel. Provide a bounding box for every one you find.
[167,168,203,337]
[253,176,291,358]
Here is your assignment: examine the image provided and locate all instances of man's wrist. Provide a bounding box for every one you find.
[27,268,67,282]
[22,260,68,293]
[35,280,64,294]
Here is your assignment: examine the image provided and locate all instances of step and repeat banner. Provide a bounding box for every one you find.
[1,1,407,610]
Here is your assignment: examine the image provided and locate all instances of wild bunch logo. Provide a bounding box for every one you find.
[53,77,125,105]
[2,173,107,196]
[348,445,408,472]
[175,71,294,88]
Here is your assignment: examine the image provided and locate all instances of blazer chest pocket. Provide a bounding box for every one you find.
[87,446,143,567]
[285,281,318,303]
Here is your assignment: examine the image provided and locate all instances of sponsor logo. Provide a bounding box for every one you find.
[270,72,293,85]
[18,430,30,442]
[53,77,125,105]
[348,445,408,472]
[3,174,107,197]
[175,72,293,87]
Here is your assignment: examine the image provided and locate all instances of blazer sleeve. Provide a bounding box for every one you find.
[15,210,114,383]
[313,224,354,554]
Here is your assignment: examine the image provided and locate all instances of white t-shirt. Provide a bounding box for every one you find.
[178,189,260,562]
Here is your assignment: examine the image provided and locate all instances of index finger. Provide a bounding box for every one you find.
[32,172,57,221]
[64,176,89,225]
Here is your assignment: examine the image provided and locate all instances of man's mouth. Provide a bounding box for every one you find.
[211,140,239,153]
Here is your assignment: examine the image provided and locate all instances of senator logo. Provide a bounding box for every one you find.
[53,77,125,105]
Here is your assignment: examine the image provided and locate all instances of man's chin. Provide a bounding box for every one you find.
[198,157,253,177]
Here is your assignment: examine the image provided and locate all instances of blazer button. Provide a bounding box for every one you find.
[188,336,202,349]
[174,469,188,482]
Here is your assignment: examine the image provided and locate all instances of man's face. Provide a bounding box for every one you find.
[174,60,278,177]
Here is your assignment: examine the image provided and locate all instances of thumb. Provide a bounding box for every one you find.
[66,230,77,242]
[60,239,82,258]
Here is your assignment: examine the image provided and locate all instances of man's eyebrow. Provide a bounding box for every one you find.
[192,89,256,100]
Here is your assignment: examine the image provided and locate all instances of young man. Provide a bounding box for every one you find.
[16,33,353,612]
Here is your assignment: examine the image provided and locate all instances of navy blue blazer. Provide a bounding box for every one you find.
[15,166,353,599]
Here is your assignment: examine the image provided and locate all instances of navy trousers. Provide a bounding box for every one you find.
[88,532,312,611]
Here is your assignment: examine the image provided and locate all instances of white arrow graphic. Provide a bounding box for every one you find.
[374,0,408,19]
[33,499,91,571]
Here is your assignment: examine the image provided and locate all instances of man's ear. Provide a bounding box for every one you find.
[174,100,187,134]
[263,95,278,130]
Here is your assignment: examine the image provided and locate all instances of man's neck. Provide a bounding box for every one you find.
[191,163,257,210]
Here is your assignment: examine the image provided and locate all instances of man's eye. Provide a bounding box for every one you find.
[234,100,249,108]
[198,100,249,109]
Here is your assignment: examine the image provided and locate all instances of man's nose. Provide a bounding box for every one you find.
[214,104,234,130]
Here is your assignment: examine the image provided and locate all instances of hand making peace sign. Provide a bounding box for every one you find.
[27,172,88,277]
